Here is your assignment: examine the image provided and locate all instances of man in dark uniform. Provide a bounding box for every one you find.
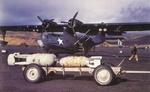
[129,44,138,62]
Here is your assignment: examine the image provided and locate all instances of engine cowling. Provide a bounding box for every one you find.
[68,19,83,28]
[42,19,57,28]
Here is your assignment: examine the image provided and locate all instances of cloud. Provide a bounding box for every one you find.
[0,0,150,25]
[119,7,150,22]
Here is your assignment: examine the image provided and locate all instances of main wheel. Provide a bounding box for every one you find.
[23,64,43,83]
[93,65,114,86]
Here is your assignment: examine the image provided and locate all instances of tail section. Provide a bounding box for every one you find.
[118,39,123,48]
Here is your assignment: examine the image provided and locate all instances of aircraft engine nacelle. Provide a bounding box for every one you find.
[42,19,57,28]
[68,19,83,28]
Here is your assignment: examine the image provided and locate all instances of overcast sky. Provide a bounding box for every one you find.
[0,0,150,25]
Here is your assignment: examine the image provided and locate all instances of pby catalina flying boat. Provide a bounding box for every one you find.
[0,12,150,55]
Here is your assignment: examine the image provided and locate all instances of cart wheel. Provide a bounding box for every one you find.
[23,64,43,83]
[93,65,114,86]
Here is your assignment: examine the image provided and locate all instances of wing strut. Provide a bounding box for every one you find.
[74,29,91,45]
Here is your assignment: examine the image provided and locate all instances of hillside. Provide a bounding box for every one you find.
[0,31,150,47]
[0,31,40,46]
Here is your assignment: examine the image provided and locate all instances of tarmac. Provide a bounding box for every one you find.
[0,45,150,92]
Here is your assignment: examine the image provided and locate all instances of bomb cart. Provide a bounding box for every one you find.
[7,53,150,86]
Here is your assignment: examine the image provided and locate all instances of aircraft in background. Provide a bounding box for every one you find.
[0,11,150,55]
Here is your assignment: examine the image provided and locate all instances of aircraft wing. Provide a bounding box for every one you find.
[74,22,150,35]
[0,25,67,32]
[0,24,67,39]
[0,22,150,36]
[0,25,41,32]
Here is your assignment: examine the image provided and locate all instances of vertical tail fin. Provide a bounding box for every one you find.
[118,39,123,48]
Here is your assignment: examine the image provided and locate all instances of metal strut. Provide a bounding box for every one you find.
[74,29,91,45]
[74,29,91,51]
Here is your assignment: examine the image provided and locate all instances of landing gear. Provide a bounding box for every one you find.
[93,65,114,86]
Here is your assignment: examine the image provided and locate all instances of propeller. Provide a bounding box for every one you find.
[61,11,80,37]
[37,15,58,38]
[69,11,78,28]
[37,15,47,37]
[37,16,56,28]
[61,11,78,28]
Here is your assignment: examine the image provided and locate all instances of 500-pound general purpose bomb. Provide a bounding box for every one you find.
[8,53,57,66]
[59,56,89,67]
[26,54,57,66]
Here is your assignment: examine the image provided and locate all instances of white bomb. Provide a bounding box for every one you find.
[26,54,56,66]
[59,56,89,67]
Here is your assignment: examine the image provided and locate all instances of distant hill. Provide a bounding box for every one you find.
[0,31,150,47]
[123,34,150,46]
[1,31,40,46]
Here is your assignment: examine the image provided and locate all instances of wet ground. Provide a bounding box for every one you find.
[0,46,150,92]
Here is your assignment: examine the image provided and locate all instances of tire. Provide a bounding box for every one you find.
[23,64,43,83]
[93,65,114,86]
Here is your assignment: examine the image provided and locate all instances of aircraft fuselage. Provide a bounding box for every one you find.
[37,29,105,54]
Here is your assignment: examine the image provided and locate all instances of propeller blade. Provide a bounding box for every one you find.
[37,16,43,22]
[72,28,77,37]
[73,11,78,20]
[70,11,78,27]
